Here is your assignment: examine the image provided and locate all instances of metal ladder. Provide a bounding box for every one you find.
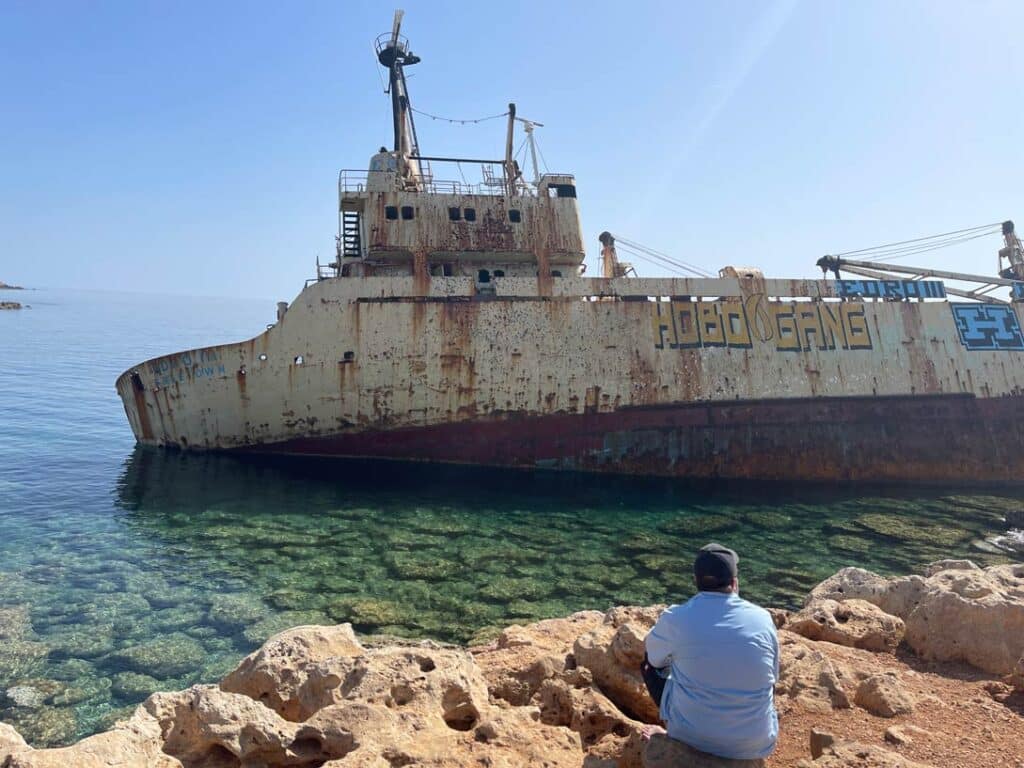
[341,210,362,258]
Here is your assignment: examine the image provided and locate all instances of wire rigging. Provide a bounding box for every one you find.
[833,222,1002,261]
[860,230,1001,262]
[410,107,510,125]
[615,244,693,277]
[613,236,714,278]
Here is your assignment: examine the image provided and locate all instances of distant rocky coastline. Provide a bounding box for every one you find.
[0,282,25,310]
[1,562,1022,767]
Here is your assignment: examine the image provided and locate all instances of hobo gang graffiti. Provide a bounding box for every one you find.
[651,295,872,351]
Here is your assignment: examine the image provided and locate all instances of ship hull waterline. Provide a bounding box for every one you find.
[140,393,1024,485]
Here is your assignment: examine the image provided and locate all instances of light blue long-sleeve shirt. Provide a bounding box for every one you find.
[644,591,779,760]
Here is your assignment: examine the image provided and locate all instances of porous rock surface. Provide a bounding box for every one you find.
[805,562,1024,676]
[786,600,904,654]
[2,563,1022,767]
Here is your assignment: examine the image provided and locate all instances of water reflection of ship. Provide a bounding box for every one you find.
[114,444,744,516]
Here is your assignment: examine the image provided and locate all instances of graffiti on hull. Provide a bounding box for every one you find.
[951,304,1024,351]
[836,279,946,300]
[148,348,227,387]
[651,295,872,352]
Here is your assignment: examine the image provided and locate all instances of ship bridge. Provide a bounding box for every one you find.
[326,11,584,285]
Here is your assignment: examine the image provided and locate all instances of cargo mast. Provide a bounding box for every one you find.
[376,10,423,189]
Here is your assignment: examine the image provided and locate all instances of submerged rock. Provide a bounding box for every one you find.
[108,633,205,679]
[2,565,1022,767]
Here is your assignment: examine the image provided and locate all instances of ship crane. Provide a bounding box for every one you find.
[817,220,1023,303]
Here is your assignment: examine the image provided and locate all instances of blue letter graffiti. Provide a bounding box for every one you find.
[951,304,1024,351]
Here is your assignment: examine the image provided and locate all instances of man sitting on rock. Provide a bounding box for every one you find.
[642,542,779,761]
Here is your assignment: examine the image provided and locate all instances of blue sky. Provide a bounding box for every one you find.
[2,0,1022,299]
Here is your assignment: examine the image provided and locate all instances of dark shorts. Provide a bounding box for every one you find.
[640,652,667,707]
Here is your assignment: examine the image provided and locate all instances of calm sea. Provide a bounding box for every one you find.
[1,287,1022,747]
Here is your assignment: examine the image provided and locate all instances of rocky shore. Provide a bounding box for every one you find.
[1,562,1022,768]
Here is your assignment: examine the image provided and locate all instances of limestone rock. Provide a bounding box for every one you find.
[806,568,927,619]
[0,722,28,756]
[144,685,357,766]
[776,633,852,712]
[854,674,914,717]
[884,724,931,746]
[810,727,835,758]
[472,610,604,705]
[643,733,765,767]
[1009,655,1024,691]
[220,623,365,720]
[901,564,1024,675]
[3,710,180,768]
[923,559,979,577]
[807,564,1024,676]
[573,606,664,723]
[797,739,936,767]
[788,599,904,653]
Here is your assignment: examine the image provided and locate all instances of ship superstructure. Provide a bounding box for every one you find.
[115,14,1024,483]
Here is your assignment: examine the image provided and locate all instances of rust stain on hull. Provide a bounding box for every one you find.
[114,275,1024,483]
[236,393,1024,484]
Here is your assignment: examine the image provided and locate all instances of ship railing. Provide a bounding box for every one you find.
[338,167,550,197]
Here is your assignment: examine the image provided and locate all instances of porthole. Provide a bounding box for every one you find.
[464,207,476,222]
[401,206,414,220]
[448,207,461,221]
[258,353,268,361]
[294,355,304,365]
[508,209,521,223]
[384,206,398,220]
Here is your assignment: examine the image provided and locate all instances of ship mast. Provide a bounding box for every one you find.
[376,10,423,188]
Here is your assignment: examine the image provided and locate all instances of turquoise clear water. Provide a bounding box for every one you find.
[1,288,1022,747]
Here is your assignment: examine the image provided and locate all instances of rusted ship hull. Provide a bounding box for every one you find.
[116,276,1024,483]
[230,393,1024,483]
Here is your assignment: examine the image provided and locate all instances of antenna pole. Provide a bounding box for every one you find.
[504,103,517,197]
[525,122,540,184]
[376,10,422,187]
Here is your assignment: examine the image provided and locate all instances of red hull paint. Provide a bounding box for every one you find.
[235,394,1024,483]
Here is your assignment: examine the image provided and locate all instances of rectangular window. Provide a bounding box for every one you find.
[448,207,461,221]
[464,207,476,222]
[508,209,521,223]
[384,206,398,220]
[401,206,414,220]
